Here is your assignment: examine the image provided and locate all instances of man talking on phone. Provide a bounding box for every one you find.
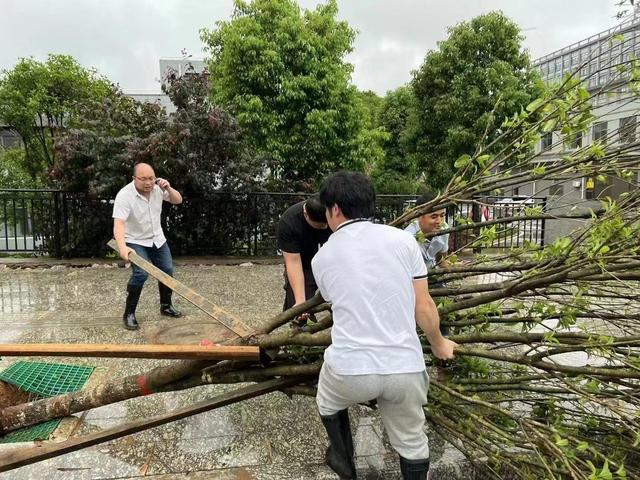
[112,162,184,330]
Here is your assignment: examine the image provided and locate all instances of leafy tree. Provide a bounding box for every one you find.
[201,0,380,190]
[0,55,110,180]
[53,69,260,197]
[372,86,420,193]
[51,69,260,256]
[408,12,543,189]
[0,148,42,189]
[355,89,383,129]
[51,83,167,194]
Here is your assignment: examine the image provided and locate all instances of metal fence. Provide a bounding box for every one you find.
[0,190,546,258]
[449,196,547,251]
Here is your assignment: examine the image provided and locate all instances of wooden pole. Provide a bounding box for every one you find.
[107,239,253,338]
[0,377,306,473]
[0,343,261,361]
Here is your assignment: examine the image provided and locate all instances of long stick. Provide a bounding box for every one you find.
[0,343,260,361]
[107,239,253,337]
[0,377,306,473]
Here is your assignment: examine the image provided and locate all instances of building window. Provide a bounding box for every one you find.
[619,116,636,144]
[549,184,564,197]
[567,131,583,150]
[593,121,608,142]
[541,132,553,151]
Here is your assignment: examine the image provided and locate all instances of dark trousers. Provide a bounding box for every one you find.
[283,269,318,311]
[127,242,174,288]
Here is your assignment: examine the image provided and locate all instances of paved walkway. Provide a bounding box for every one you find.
[0,264,467,479]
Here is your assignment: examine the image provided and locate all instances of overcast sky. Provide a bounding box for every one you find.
[0,1,626,96]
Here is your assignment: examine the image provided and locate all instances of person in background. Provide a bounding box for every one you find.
[112,162,183,330]
[404,191,450,271]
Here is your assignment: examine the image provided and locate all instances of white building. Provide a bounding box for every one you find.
[500,16,640,242]
[513,16,640,204]
[125,58,206,114]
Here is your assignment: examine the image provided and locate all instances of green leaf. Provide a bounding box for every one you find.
[476,154,491,166]
[542,118,557,133]
[526,98,545,112]
[599,460,613,480]
[454,154,471,168]
[576,441,589,452]
[615,464,627,480]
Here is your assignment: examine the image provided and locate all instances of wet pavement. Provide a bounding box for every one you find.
[0,264,466,479]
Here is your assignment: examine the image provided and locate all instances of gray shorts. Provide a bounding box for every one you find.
[316,363,430,460]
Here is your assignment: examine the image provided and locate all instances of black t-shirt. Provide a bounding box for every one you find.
[277,201,332,271]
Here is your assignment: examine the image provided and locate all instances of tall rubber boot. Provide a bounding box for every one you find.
[338,409,354,459]
[123,285,142,330]
[159,282,182,317]
[320,410,357,479]
[399,456,430,480]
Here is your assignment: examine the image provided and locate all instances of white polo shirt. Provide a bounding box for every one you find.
[404,221,449,270]
[112,182,170,247]
[312,220,428,375]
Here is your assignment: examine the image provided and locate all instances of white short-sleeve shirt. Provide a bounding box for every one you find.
[404,221,449,270]
[311,220,428,375]
[112,182,170,247]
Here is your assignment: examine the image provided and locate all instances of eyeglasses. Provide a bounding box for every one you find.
[134,176,156,183]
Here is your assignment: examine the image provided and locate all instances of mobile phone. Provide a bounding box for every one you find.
[155,178,161,185]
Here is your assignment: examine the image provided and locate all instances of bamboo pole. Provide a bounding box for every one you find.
[0,343,261,361]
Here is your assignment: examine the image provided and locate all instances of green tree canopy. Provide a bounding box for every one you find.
[53,69,260,197]
[201,0,379,190]
[372,86,420,193]
[51,83,167,194]
[0,54,110,180]
[408,11,543,189]
[0,148,41,189]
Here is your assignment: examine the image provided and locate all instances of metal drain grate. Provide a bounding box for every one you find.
[0,420,61,444]
[0,361,94,443]
[0,361,94,397]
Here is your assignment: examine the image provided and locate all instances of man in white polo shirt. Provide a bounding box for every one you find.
[312,171,456,480]
[112,162,184,330]
[404,191,450,271]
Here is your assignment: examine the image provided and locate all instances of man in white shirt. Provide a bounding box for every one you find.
[404,192,449,271]
[112,163,184,330]
[312,171,456,480]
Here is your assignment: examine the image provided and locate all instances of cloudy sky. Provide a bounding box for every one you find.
[0,1,626,96]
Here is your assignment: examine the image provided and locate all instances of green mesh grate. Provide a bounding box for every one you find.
[0,361,94,443]
[0,361,94,397]
[0,419,61,444]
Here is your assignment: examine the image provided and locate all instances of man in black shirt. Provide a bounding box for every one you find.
[277,196,332,325]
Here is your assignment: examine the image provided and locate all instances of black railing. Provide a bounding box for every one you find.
[449,196,547,251]
[0,190,546,258]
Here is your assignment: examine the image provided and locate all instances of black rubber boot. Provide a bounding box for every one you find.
[338,409,354,459]
[159,283,182,317]
[399,456,430,480]
[123,285,142,330]
[320,410,357,479]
